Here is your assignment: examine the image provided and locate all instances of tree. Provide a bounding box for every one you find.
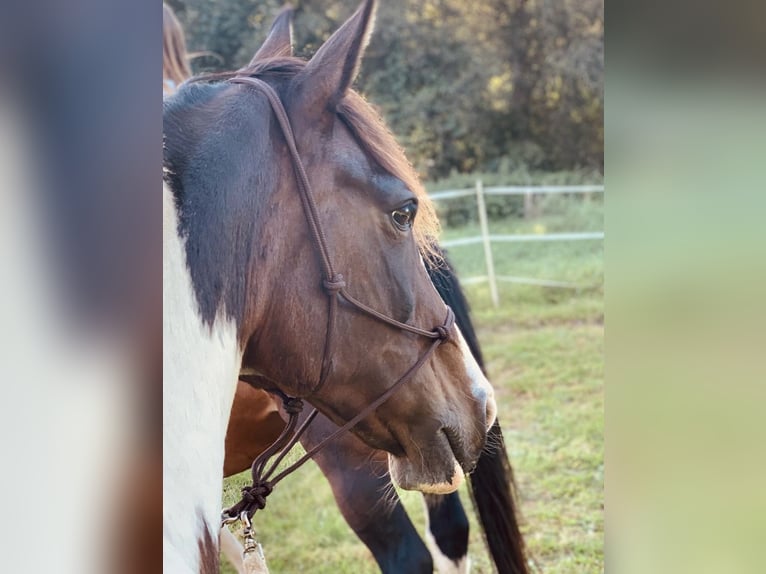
[169,0,603,177]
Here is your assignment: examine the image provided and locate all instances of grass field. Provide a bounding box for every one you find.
[221,195,603,573]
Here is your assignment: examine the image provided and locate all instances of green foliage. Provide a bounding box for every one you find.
[171,0,603,184]
[167,0,284,71]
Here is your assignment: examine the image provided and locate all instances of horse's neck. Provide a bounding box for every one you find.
[163,184,241,573]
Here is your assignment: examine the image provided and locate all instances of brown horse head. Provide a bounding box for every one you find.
[163,0,495,494]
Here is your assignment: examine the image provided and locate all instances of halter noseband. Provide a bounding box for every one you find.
[222,76,455,526]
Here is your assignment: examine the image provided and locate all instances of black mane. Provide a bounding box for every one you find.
[163,78,279,332]
[428,249,485,370]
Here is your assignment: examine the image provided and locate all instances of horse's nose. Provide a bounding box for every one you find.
[471,383,496,431]
[454,325,497,431]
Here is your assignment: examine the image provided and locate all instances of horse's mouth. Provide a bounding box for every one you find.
[386,426,475,494]
[441,426,478,475]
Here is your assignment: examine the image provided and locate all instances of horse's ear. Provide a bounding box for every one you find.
[294,0,377,111]
[250,6,294,63]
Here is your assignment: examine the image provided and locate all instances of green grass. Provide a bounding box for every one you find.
[221,197,603,573]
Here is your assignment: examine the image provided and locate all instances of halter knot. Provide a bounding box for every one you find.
[322,274,346,294]
[434,324,452,342]
[282,396,304,416]
[435,306,456,342]
[241,481,273,511]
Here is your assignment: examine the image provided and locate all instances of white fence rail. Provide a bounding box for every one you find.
[430,181,604,308]
[429,184,605,201]
[441,232,604,247]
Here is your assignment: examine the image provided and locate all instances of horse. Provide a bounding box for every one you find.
[222,254,529,574]
[163,2,496,572]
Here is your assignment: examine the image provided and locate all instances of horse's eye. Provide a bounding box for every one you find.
[391,201,417,231]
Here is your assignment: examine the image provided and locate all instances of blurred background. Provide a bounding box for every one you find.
[7,0,764,573]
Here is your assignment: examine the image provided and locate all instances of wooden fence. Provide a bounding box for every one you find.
[430,181,604,308]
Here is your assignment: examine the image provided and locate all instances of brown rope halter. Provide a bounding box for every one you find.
[221,76,455,525]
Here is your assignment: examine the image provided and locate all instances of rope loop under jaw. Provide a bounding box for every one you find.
[434,325,450,341]
[434,306,456,343]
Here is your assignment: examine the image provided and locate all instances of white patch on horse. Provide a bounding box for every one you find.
[417,256,495,431]
[422,499,471,574]
[163,183,242,573]
[455,326,496,430]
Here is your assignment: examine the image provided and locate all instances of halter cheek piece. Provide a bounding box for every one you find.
[221,76,455,527]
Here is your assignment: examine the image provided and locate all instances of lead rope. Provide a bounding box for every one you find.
[221,76,456,559]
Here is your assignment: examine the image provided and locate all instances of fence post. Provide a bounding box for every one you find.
[524,189,534,219]
[476,179,499,308]
[523,171,534,219]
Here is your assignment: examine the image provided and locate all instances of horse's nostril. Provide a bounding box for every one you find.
[472,386,487,408]
[471,385,494,429]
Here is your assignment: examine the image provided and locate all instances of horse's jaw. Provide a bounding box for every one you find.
[163,184,242,573]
